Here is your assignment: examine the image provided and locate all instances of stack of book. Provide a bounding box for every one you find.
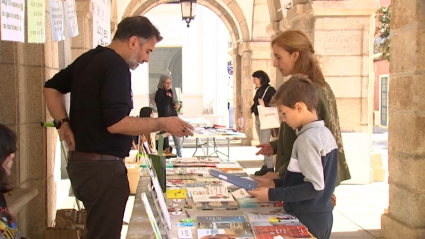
[242,208,316,238]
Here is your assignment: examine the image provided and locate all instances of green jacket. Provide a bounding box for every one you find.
[271,82,351,186]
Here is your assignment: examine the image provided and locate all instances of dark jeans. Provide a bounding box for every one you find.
[67,160,130,239]
[295,212,333,239]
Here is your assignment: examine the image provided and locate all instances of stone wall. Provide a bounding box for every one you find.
[381,0,425,238]
[285,0,378,134]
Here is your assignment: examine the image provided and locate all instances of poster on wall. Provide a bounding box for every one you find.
[64,0,79,38]
[0,0,25,42]
[92,0,110,47]
[49,0,65,41]
[27,0,46,43]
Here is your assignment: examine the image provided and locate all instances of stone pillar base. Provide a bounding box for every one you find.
[370,151,386,182]
[382,214,425,239]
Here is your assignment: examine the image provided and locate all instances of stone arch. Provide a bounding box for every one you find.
[266,0,283,23]
[121,0,250,46]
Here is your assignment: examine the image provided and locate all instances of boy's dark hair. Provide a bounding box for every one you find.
[139,107,153,118]
[271,74,318,112]
[0,124,17,193]
[113,16,163,42]
[252,70,270,86]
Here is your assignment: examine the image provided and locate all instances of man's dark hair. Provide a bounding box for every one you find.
[271,74,318,112]
[113,16,163,42]
[252,70,270,86]
[0,124,17,193]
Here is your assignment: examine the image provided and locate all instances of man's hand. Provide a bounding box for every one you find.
[247,188,270,202]
[174,104,181,110]
[161,117,194,137]
[262,172,280,180]
[253,177,276,188]
[255,143,274,156]
[59,123,75,151]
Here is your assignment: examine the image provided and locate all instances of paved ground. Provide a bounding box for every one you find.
[59,126,389,239]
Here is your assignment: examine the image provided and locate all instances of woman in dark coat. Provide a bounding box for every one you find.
[250,70,276,176]
[154,75,183,157]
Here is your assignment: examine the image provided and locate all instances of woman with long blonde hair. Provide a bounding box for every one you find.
[255,30,351,238]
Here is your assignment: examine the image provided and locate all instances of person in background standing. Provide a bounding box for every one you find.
[155,75,183,157]
[250,70,276,176]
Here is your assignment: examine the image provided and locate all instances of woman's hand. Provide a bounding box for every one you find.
[174,104,181,110]
[258,98,265,106]
[166,92,172,98]
[255,143,274,156]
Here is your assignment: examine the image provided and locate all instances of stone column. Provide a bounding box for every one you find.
[284,0,378,134]
[239,44,254,145]
[381,0,425,238]
[229,48,241,130]
[0,1,63,237]
[73,0,94,61]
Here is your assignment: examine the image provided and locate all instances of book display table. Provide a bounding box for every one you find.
[126,158,316,239]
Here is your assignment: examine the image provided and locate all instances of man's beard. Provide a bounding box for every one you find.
[129,53,140,70]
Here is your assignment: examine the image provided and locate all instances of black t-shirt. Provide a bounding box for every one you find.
[44,46,133,157]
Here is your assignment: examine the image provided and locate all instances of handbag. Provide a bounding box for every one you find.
[257,86,280,129]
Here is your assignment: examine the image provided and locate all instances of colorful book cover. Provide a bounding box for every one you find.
[198,222,252,229]
[209,170,258,190]
[231,188,252,199]
[166,189,187,199]
[192,194,235,203]
[244,209,299,225]
[253,225,314,238]
[197,229,254,239]
[196,216,247,223]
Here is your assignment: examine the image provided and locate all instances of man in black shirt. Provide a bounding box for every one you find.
[44,16,193,239]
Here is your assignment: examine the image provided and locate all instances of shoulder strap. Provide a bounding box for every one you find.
[261,86,270,99]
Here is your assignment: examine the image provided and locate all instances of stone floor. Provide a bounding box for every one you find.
[59,126,389,239]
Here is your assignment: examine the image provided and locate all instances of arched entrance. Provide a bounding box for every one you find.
[121,0,260,141]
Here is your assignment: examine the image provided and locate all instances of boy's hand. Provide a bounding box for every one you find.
[253,177,276,188]
[247,188,270,202]
[262,172,280,180]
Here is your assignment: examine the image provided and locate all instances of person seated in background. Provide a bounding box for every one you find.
[138,107,173,155]
[0,124,25,239]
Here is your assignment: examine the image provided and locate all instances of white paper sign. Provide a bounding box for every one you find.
[141,193,162,239]
[49,0,65,41]
[63,0,78,37]
[27,0,45,43]
[0,0,25,42]
[152,177,172,230]
[91,0,110,47]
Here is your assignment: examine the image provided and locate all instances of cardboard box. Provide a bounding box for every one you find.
[126,162,141,194]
